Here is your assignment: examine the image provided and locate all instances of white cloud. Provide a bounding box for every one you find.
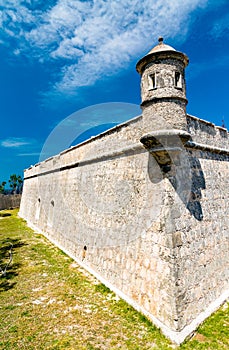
[211,12,229,39]
[0,0,210,94]
[1,137,32,148]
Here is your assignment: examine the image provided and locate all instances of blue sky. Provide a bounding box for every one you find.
[0,0,228,183]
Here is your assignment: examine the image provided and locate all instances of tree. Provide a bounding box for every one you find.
[0,181,6,194]
[8,174,23,194]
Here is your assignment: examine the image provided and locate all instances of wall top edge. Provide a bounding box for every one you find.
[23,113,228,175]
[187,114,228,133]
[23,114,142,174]
[60,114,142,156]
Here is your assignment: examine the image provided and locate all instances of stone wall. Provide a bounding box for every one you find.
[20,116,176,329]
[164,148,229,331]
[0,194,21,210]
[19,112,229,344]
[187,114,229,149]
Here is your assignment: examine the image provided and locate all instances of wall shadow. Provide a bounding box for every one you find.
[147,151,206,221]
[0,238,26,292]
[185,155,206,220]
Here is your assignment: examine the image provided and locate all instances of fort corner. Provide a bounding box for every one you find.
[19,38,229,344]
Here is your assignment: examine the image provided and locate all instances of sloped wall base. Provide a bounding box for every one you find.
[20,216,229,345]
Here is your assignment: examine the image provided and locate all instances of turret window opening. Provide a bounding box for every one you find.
[148,73,157,90]
[175,71,182,89]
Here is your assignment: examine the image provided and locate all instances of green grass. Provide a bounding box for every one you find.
[0,209,228,349]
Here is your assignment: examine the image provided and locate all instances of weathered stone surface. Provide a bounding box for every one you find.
[0,194,21,210]
[19,39,229,344]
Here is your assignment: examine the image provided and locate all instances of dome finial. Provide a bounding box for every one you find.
[158,36,164,43]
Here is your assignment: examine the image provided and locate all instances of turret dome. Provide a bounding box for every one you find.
[147,37,176,54]
[136,37,189,75]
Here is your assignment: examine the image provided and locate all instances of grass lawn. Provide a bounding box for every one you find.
[0,209,228,349]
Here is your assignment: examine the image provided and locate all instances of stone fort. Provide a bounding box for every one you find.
[19,38,229,344]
